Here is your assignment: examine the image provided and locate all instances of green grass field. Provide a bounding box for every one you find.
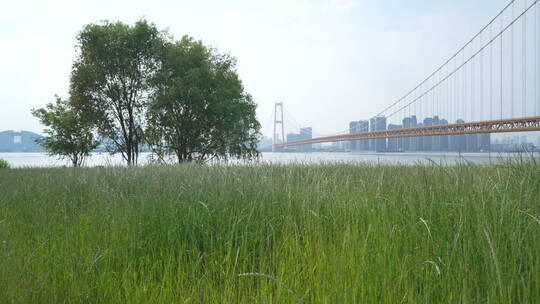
[1,161,539,303]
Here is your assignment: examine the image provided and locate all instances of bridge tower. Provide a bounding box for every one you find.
[272,102,285,152]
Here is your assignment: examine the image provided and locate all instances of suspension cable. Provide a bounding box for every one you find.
[384,0,539,120]
[374,0,517,119]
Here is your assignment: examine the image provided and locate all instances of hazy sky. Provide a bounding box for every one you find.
[1,0,512,137]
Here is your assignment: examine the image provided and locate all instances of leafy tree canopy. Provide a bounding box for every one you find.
[46,19,260,165]
[147,36,260,163]
[32,96,99,167]
[70,19,165,165]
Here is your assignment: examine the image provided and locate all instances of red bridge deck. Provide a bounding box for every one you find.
[274,116,540,149]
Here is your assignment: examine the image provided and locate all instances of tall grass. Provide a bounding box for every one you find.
[0,161,539,303]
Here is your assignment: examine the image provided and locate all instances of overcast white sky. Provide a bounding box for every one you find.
[1,0,514,138]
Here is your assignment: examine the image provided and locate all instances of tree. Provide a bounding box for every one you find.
[32,96,99,167]
[146,36,260,163]
[70,20,165,165]
[0,159,9,169]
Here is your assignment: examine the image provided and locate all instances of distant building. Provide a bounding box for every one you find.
[370,116,387,152]
[299,127,313,150]
[349,120,369,151]
[432,116,440,151]
[416,123,424,151]
[411,116,420,151]
[423,117,433,151]
[402,117,412,151]
[402,115,419,151]
[369,117,377,151]
[402,115,420,151]
[349,121,359,151]
[257,136,273,151]
[387,124,403,152]
[351,114,492,153]
[466,134,479,152]
[479,133,491,151]
[300,127,312,139]
[358,121,369,150]
[439,119,449,150]
[331,141,349,151]
[449,119,466,152]
[286,132,299,143]
[0,130,44,152]
[286,127,313,151]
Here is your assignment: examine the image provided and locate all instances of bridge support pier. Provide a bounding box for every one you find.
[273,102,285,152]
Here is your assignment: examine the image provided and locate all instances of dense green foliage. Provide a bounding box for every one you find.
[31,96,99,167]
[70,20,164,165]
[1,162,539,303]
[147,36,260,163]
[0,159,9,168]
[69,20,260,165]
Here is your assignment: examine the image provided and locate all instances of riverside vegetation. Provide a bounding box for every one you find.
[0,159,9,169]
[0,161,539,303]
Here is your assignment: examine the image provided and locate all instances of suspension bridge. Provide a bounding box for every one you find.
[273,0,540,152]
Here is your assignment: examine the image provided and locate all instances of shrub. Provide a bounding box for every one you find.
[0,159,10,169]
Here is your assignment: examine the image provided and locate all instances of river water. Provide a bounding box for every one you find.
[0,151,532,168]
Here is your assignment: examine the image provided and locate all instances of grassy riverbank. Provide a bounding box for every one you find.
[1,161,539,303]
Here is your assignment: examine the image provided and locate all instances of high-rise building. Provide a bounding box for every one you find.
[370,116,387,152]
[349,114,489,153]
[416,123,424,151]
[450,119,466,152]
[387,124,403,152]
[467,134,479,152]
[423,117,433,151]
[479,133,491,151]
[299,127,313,150]
[439,119,449,150]
[432,116,440,151]
[369,117,377,151]
[358,120,369,151]
[409,115,419,151]
[286,127,312,151]
[349,120,369,151]
[286,133,299,143]
[402,117,412,151]
[349,121,360,151]
[300,127,312,139]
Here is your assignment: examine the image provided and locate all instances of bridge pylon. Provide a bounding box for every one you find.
[272,102,285,152]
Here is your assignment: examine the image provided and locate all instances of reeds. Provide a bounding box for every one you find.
[0,160,538,303]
